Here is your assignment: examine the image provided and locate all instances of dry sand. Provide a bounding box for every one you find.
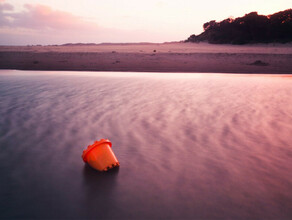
[0,42,292,73]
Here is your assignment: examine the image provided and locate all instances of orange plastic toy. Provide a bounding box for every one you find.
[82,139,120,171]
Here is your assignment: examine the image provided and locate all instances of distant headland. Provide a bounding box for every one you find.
[186,9,292,44]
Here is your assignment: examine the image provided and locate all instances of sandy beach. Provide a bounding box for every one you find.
[0,42,292,73]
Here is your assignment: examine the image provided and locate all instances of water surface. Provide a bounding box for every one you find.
[0,70,292,219]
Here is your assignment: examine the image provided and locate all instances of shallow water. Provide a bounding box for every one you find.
[0,70,291,219]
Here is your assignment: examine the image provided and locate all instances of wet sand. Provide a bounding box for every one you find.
[0,42,292,73]
[0,71,292,219]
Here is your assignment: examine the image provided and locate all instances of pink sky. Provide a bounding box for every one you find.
[0,0,291,45]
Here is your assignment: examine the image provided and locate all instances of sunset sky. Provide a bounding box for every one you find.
[0,0,291,45]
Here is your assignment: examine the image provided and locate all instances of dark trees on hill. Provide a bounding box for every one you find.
[186,9,292,44]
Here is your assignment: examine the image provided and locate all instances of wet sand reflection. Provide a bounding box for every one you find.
[82,165,119,219]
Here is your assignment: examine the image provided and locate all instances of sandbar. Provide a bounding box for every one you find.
[0,42,291,73]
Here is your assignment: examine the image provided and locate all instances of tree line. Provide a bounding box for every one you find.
[186,9,292,44]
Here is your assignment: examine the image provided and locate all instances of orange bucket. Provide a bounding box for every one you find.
[82,139,119,171]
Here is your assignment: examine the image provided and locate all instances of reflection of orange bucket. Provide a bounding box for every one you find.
[82,139,119,171]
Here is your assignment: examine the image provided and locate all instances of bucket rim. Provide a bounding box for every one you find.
[82,139,112,163]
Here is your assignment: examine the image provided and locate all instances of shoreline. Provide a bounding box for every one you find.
[1,43,292,74]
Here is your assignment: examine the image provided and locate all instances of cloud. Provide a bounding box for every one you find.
[0,3,13,11]
[0,2,172,45]
[0,3,109,44]
[0,1,14,26]
[0,3,98,31]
